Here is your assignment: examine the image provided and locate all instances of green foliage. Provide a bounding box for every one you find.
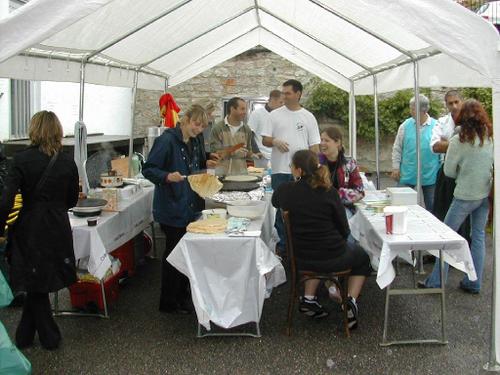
[461,87,493,119]
[304,79,444,141]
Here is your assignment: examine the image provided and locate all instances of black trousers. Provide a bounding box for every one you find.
[433,165,471,242]
[159,225,189,311]
[16,292,61,350]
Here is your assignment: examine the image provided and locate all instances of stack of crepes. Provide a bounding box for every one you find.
[187,174,223,198]
[187,217,227,234]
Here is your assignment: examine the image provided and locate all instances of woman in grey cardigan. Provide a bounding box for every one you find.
[422,99,493,293]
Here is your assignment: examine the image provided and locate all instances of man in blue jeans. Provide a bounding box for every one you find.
[261,79,320,254]
[391,94,440,212]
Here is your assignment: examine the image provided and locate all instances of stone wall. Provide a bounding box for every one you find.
[134,47,316,136]
[134,47,400,172]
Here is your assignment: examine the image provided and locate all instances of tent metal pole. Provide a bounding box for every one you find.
[261,27,350,81]
[128,70,139,177]
[85,0,192,61]
[139,6,255,68]
[308,0,414,58]
[164,78,168,93]
[259,7,370,72]
[350,50,441,82]
[19,51,169,82]
[254,0,262,26]
[78,60,86,122]
[169,26,260,79]
[484,78,500,372]
[373,75,380,189]
[348,81,357,159]
[413,61,422,205]
[413,60,425,274]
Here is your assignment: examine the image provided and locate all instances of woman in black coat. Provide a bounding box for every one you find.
[0,111,79,350]
[272,150,370,328]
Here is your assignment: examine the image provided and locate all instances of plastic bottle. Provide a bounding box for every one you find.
[264,162,273,193]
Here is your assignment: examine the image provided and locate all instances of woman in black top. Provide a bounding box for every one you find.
[0,111,79,350]
[272,150,370,327]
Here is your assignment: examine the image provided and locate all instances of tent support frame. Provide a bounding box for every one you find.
[373,75,380,189]
[128,69,139,177]
[259,7,371,73]
[85,0,193,62]
[348,81,356,159]
[139,6,256,68]
[78,60,86,122]
[261,27,350,81]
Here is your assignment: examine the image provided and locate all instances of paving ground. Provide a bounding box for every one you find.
[0,175,494,374]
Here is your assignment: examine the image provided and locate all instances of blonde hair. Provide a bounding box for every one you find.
[29,111,63,156]
[182,105,209,127]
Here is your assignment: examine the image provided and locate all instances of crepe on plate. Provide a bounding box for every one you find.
[187,174,223,198]
[187,217,227,234]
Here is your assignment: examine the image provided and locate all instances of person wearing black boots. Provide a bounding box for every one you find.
[0,111,79,350]
[143,105,209,314]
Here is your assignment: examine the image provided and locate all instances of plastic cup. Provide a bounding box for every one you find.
[385,214,393,234]
[87,217,98,227]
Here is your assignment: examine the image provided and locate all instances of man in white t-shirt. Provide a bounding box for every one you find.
[247,89,283,168]
[262,79,321,253]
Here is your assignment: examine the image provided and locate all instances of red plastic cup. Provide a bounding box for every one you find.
[385,214,393,234]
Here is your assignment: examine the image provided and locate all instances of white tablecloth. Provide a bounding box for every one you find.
[167,197,286,330]
[69,186,154,278]
[349,204,477,289]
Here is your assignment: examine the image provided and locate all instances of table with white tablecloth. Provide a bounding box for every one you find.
[69,186,154,278]
[167,195,286,335]
[349,204,476,345]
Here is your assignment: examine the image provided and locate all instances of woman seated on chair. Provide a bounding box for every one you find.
[272,149,371,328]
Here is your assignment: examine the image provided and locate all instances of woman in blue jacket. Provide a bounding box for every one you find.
[143,105,209,314]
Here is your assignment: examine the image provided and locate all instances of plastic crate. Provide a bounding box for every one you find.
[110,239,135,278]
[68,273,120,311]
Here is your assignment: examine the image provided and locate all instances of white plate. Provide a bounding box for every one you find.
[224,175,259,182]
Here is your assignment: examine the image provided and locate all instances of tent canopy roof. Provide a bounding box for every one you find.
[0,0,498,94]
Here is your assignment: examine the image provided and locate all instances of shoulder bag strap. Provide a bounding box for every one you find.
[34,152,59,198]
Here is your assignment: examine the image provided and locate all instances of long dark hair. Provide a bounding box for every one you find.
[456,99,492,146]
[292,150,331,190]
[321,126,346,165]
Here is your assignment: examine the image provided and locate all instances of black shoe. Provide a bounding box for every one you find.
[346,297,358,330]
[299,296,329,319]
[417,281,428,289]
[459,282,480,295]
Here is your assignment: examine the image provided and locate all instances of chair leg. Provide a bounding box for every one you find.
[286,281,297,336]
[338,277,350,338]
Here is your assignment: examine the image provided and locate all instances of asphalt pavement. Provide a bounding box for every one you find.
[0,175,494,374]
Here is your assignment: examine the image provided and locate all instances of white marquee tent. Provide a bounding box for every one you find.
[0,0,499,368]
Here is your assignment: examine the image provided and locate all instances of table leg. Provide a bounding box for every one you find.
[150,222,157,259]
[380,253,448,346]
[52,283,110,319]
[100,278,109,318]
[381,283,391,345]
[439,250,447,344]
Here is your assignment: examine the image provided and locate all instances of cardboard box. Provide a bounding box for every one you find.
[386,187,417,206]
[101,188,119,211]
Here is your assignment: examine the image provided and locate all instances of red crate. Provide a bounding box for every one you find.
[110,239,135,277]
[69,273,120,311]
